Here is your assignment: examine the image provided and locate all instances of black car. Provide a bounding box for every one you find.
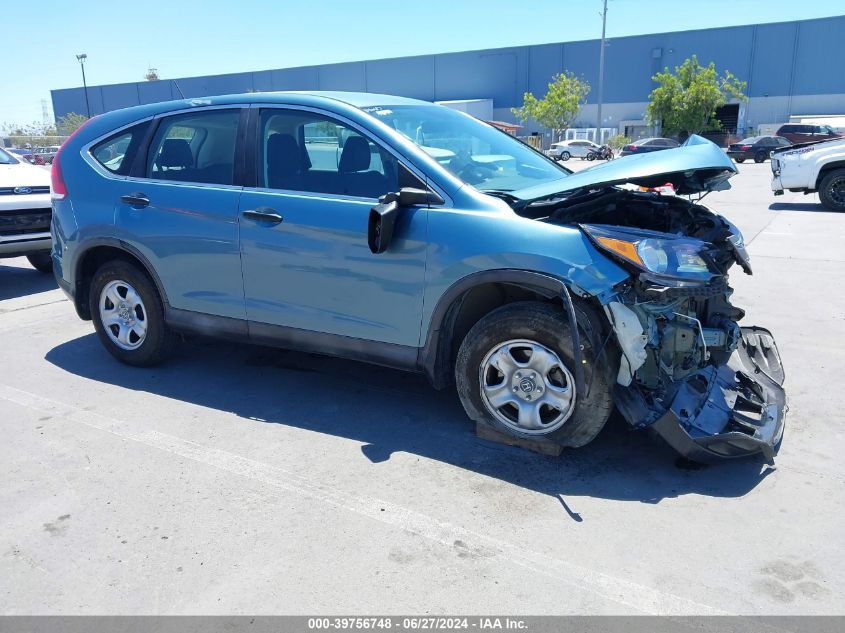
[620,137,679,156]
[727,136,791,163]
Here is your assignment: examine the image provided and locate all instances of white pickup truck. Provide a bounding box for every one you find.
[771,137,845,211]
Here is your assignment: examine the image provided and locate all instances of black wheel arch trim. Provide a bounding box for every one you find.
[419,269,589,392]
[72,238,171,320]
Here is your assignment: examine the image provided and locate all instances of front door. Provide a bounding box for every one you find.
[238,107,428,347]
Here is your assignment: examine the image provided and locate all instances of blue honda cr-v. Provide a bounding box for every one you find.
[50,91,786,462]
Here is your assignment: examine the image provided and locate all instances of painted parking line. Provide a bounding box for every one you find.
[0,382,729,616]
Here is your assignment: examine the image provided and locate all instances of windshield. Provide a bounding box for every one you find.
[362,104,568,192]
[0,147,20,164]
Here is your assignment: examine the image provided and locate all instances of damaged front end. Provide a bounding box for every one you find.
[604,277,786,463]
[525,185,786,462]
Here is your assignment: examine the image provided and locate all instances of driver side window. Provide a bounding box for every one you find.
[258,109,398,199]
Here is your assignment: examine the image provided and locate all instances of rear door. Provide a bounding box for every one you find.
[237,106,428,347]
[115,107,247,320]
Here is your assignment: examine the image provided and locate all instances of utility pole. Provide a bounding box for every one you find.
[76,54,91,118]
[596,0,608,143]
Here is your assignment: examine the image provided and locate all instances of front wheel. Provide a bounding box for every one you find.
[455,302,613,448]
[89,260,176,366]
[754,151,768,163]
[819,168,845,212]
[26,251,53,273]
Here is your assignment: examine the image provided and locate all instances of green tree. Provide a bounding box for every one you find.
[2,120,55,136]
[56,112,89,135]
[606,134,631,151]
[646,55,746,137]
[511,72,591,142]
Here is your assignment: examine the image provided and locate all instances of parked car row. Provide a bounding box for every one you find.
[1,145,61,165]
[6,147,45,165]
[546,125,842,167]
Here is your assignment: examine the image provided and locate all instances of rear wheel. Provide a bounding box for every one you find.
[89,260,176,366]
[819,168,845,212]
[455,302,613,448]
[754,151,768,163]
[734,158,745,163]
[26,251,53,274]
[559,151,571,161]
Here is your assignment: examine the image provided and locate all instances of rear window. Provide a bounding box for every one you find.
[91,122,149,175]
[147,109,240,186]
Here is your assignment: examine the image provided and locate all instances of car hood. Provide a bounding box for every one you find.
[514,134,737,201]
[0,161,51,188]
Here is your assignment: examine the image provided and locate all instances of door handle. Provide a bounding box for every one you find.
[121,193,149,208]
[242,207,283,224]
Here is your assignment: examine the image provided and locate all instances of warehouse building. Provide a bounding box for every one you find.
[51,15,845,145]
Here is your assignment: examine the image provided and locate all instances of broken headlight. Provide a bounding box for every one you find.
[720,216,752,275]
[582,224,717,284]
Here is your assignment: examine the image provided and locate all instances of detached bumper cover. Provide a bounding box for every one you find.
[650,327,786,462]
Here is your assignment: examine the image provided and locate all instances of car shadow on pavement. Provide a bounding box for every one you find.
[0,263,57,300]
[769,202,827,212]
[46,333,775,512]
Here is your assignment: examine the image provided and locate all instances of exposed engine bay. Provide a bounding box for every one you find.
[518,188,786,461]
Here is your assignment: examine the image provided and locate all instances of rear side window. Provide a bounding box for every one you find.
[91,122,149,175]
[147,109,240,185]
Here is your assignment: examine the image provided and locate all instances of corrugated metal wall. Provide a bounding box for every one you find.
[51,15,845,130]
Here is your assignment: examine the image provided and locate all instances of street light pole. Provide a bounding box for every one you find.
[76,54,91,118]
[596,0,608,143]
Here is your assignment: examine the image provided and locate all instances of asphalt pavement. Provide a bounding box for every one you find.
[1,161,842,615]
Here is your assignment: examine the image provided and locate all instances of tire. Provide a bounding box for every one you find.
[455,301,614,449]
[585,154,595,161]
[754,151,767,163]
[26,251,53,273]
[89,260,176,366]
[559,151,570,161]
[734,158,745,163]
[819,168,845,212]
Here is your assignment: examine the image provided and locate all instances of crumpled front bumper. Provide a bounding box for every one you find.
[650,326,787,463]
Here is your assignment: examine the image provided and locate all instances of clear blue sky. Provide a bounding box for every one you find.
[2,0,843,128]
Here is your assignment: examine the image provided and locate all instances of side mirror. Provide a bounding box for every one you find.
[368,187,444,254]
[368,198,399,254]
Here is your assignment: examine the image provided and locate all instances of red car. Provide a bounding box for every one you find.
[775,123,842,145]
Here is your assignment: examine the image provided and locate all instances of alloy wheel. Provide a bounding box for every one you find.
[827,175,845,207]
